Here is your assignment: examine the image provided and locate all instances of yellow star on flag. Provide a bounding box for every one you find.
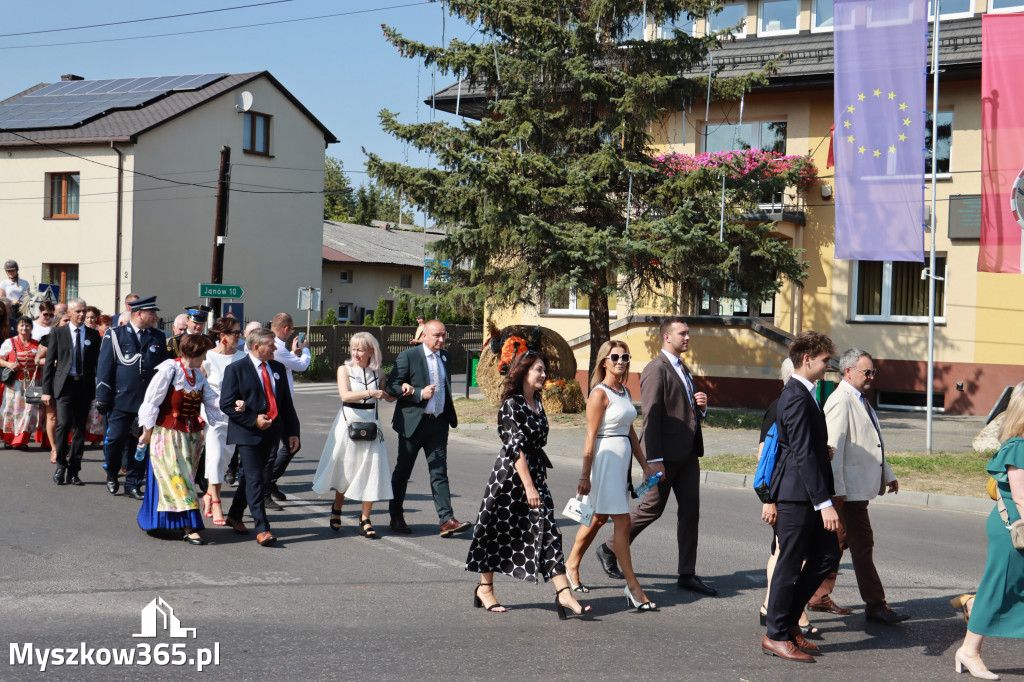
[847,105,856,113]
[873,149,881,157]
[844,120,851,128]
[873,88,881,97]
[847,135,855,143]
[888,145,896,153]
[858,146,866,154]
[888,91,896,100]
[898,133,907,142]
[899,102,908,111]
[858,93,866,101]
[903,117,912,126]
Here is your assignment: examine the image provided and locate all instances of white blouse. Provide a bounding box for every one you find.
[138,359,225,430]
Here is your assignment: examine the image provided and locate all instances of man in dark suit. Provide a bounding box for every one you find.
[220,327,300,546]
[387,320,470,537]
[762,331,842,663]
[42,298,101,486]
[595,316,716,596]
[95,295,168,499]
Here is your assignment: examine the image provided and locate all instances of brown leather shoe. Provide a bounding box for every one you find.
[225,517,250,535]
[807,597,852,615]
[761,636,815,662]
[439,518,471,537]
[256,531,276,546]
[788,627,820,653]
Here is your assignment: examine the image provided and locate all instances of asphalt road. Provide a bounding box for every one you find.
[1,384,1020,681]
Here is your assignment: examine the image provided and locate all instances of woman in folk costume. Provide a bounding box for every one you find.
[136,333,223,545]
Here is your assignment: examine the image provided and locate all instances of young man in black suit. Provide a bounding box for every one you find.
[762,331,841,663]
[219,327,300,546]
[41,298,101,486]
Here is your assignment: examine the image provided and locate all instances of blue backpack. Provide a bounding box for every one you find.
[754,422,780,503]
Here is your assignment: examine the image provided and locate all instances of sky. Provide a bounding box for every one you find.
[0,0,477,203]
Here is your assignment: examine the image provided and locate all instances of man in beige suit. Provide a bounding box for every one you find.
[594,317,716,596]
[814,348,909,624]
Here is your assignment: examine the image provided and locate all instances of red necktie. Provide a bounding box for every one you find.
[261,362,278,421]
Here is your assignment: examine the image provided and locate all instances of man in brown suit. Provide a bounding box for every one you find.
[595,317,716,596]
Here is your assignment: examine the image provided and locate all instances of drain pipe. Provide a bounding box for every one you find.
[111,142,124,313]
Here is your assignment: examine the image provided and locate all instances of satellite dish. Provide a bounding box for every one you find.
[235,91,254,113]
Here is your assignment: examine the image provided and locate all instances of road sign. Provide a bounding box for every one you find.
[38,283,59,303]
[223,302,244,320]
[297,287,321,311]
[423,259,451,289]
[198,283,244,299]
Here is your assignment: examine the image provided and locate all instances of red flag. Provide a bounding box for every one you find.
[980,14,1024,273]
[826,124,835,169]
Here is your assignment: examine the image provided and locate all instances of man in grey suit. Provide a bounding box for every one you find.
[595,316,716,596]
[387,320,470,537]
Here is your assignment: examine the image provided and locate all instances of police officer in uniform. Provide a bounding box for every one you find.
[167,305,211,358]
[95,296,169,499]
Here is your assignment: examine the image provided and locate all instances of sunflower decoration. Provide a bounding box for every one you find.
[169,475,189,498]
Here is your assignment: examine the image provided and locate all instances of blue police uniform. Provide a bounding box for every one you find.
[95,319,168,492]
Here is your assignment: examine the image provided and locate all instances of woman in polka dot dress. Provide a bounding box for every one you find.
[465,350,591,619]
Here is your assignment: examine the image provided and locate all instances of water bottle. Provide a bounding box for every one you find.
[634,471,663,497]
[134,443,148,462]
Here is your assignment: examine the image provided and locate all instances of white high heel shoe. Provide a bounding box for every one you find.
[623,585,657,612]
[955,648,1000,680]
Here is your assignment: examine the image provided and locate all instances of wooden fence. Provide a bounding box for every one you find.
[303,324,483,374]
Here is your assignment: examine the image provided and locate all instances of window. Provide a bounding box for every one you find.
[811,0,833,31]
[708,2,746,38]
[758,0,799,35]
[243,112,271,155]
[851,257,946,323]
[928,0,973,19]
[42,263,78,302]
[337,303,351,321]
[339,270,352,283]
[546,288,617,316]
[659,11,695,38]
[925,111,953,176]
[991,0,1024,13]
[399,273,412,289]
[46,172,79,218]
[703,120,787,154]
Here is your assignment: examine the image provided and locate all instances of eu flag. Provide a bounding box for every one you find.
[833,0,927,262]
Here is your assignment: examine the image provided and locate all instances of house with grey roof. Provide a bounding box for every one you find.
[0,71,337,324]
[321,220,444,323]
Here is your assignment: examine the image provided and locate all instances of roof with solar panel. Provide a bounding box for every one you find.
[0,71,337,146]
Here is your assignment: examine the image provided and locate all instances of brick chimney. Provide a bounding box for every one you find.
[61,74,84,81]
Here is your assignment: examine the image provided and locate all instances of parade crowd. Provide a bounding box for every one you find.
[0,257,1020,678]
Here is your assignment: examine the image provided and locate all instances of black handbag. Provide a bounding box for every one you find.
[345,368,379,441]
[0,367,14,387]
[23,363,42,404]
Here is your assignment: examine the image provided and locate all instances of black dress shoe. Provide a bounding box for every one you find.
[595,544,625,580]
[125,486,144,500]
[270,489,287,502]
[68,475,85,486]
[262,495,283,512]
[106,480,119,495]
[183,532,206,546]
[389,517,412,534]
[866,607,910,624]
[677,574,718,596]
[53,468,66,485]
[224,468,237,486]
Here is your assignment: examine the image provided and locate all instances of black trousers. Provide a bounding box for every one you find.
[227,438,277,535]
[602,456,701,577]
[54,379,90,475]
[263,437,300,494]
[766,501,842,641]
[389,416,453,523]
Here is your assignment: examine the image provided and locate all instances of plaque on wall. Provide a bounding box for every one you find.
[948,194,981,240]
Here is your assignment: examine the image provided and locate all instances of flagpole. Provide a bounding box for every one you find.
[926,0,941,453]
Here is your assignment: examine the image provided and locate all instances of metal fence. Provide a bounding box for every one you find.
[303,324,483,373]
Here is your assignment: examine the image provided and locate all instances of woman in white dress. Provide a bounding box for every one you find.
[312,332,396,538]
[200,316,244,526]
[564,340,656,611]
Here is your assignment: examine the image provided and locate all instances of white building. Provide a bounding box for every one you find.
[0,71,337,323]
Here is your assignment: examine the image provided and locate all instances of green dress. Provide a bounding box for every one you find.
[968,437,1024,638]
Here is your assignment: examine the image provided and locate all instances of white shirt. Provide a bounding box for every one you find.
[423,345,446,416]
[31,321,51,342]
[0,278,29,303]
[273,336,311,392]
[249,353,277,394]
[789,373,832,511]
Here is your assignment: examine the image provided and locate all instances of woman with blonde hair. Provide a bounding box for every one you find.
[564,340,657,611]
[952,382,1024,680]
[312,332,396,538]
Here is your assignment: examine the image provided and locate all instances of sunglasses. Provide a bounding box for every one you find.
[224,330,242,337]
[523,350,538,359]
[854,368,877,378]
[607,353,631,363]
[40,313,53,318]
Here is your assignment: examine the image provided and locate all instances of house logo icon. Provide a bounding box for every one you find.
[133,597,197,638]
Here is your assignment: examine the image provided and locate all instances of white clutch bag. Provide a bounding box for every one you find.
[561,494,594,527]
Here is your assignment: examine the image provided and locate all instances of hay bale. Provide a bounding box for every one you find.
[541,379,586,414]
[477,326,578,405]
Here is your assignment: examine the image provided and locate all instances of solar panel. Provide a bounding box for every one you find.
[0,73,228,130]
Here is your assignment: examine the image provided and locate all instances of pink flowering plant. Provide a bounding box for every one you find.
[652,149,818,194]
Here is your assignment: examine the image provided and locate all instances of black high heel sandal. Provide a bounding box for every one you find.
[555,586,593,620]
[358,517,377,539]
[473,582,505,612]
[328,506,342,532]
